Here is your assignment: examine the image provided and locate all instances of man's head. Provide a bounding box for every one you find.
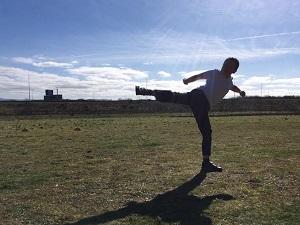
[221,57,239,76]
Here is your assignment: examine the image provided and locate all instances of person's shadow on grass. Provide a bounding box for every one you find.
[64,170,234,225]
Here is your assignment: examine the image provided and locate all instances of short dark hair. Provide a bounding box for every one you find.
[224,57,239,71]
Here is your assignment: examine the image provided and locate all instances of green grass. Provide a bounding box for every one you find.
[0,114,299,225]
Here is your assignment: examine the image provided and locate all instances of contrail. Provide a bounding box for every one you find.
[54,53,103,61]
[225,31,300,41]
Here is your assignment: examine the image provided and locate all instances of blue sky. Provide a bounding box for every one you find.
[0,0,300,100]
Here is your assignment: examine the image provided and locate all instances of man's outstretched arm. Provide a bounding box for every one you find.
[183,73,206,85]
[231,85,246,97]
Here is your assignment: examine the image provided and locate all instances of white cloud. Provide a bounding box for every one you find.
[0,66,93,99]
[234,75,300,96]
[0,66,148,100]
[132,33,300,63]
[224,31,300,42]
[232,74,245,79]
[67,66,148,80]
[13,57,34,64]
[158,71,172,78]
[33,61,73,68]
[44,32,300,67]
[0,65,299,100]
[13,57,76,68]
[242,76,273,86]
[180,70,207,78]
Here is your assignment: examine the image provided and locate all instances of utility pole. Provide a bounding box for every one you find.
[28,73,31,101]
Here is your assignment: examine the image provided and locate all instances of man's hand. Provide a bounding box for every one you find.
[240,91,246,97]
[183,74,205,85]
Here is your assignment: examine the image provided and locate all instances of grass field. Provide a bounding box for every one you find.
[0,114,299,225]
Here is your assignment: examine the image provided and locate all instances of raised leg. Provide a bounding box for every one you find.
[135,86,190,105]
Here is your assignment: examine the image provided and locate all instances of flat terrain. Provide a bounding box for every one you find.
[0,114,299,225]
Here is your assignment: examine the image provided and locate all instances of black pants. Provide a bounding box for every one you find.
[155,89,212,156]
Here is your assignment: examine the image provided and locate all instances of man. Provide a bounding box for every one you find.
[135,57,246,173]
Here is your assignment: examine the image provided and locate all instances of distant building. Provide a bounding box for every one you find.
[44,89,62,101]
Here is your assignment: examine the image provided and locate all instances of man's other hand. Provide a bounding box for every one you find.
[240,91,246,97]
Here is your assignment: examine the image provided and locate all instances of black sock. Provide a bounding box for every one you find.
[203,158,210,163]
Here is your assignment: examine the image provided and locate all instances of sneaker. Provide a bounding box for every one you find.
[135,86,153,96]
[201,161,223,173]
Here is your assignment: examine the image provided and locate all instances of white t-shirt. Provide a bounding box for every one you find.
[198,69,233,107]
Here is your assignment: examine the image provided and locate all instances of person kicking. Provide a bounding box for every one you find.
[135,57,246,173]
